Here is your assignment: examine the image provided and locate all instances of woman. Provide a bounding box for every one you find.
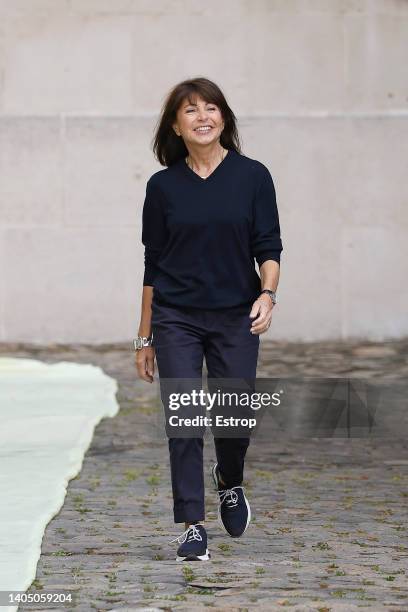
[135,77,282,561]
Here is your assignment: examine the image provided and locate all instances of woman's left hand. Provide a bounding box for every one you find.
[249,293,274,335]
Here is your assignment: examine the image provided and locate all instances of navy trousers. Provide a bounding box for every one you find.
[151,297,260,524]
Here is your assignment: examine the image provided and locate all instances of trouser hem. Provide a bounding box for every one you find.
[174,502,205,524]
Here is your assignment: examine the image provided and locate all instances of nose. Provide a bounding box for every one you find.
[197,109,209,121]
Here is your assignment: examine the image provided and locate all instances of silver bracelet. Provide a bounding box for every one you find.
[133,336,153,351]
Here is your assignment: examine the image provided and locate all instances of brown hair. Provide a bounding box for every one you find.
[152,77,242,167]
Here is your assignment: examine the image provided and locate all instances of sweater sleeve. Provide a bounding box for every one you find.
[251,166,283,267]
[141,178,167,286]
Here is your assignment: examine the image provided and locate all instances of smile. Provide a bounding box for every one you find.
[194,126,213,133]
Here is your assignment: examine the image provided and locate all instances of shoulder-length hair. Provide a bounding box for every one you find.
[152,77,242,167]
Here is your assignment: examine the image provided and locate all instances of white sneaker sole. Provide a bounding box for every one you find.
[176,548,210,561]
[212,462,251,537]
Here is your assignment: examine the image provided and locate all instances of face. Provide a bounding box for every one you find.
[173,95,225,147]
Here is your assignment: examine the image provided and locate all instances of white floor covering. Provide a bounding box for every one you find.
[0,357,120,611]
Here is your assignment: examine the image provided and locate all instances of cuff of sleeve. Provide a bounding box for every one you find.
[256,253,281,267]
[143,268,155,286]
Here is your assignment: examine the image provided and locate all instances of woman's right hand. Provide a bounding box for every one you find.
[135,346,155,383]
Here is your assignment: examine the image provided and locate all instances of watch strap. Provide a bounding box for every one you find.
[260,289,277,305]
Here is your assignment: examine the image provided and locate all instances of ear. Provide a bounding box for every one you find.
[172,123,180,136]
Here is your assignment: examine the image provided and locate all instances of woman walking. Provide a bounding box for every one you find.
[135,77,282,561]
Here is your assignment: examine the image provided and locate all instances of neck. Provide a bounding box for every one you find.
[186,145,227,173]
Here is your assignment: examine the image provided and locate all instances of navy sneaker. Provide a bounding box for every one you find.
[169,523,210,561]
[211,462,251,537]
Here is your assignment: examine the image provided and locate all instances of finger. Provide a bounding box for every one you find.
[251,317,272,333]
[146,356,155,377]
[250,308,269,328]
[135,355,153,383]
[250,315,268,328]
[251,325,269,335]
[249,301,261,320]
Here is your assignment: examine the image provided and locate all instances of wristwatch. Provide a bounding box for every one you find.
[260,289,277,305]
[133,335,154,350]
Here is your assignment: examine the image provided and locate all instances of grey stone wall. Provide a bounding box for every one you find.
[0,0,407,342]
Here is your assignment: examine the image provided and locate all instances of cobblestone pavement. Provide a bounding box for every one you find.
[1,339,408,612]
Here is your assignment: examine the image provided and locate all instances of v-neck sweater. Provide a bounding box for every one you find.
[141,148,283,309]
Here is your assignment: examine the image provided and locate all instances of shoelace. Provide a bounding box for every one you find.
[218,486,242,509]
[169,523,203,545]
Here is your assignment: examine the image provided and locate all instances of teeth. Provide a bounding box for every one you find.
[195,127,211,131]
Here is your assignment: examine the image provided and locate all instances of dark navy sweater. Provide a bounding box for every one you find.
[141,148,283,309]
